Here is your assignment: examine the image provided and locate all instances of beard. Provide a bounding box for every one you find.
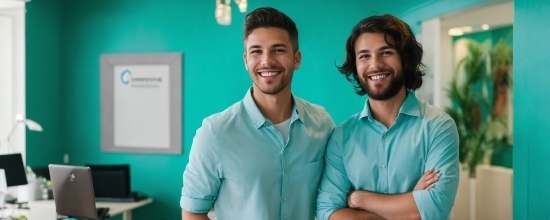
[360,71,405,101]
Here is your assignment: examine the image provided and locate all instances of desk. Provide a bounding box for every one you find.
[27,198,152,220]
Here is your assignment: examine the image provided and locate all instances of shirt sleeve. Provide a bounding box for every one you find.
[317,129,350,220]
[412,116,460,220]
[180,119,223,214]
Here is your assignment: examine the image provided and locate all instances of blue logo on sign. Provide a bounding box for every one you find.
[121,69,131,85]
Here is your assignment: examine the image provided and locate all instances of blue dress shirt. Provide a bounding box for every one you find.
[317,91,459,220]
[181,88,335,220]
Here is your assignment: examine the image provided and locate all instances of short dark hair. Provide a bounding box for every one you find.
[243,7,299,52]
[338,14,425,96]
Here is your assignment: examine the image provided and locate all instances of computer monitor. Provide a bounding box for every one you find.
[32,166,51,180]
[0,154,28,187]
[85,164,130,199]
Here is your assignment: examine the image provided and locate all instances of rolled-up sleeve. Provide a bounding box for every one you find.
[317,129,350,220]
[180,119,223,214]
[412,116,460,220]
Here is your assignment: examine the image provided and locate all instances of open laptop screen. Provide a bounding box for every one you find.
[0,154,28,187]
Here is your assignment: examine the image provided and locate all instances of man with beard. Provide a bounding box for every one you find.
[181,7,335,220]
[317,14,459,220]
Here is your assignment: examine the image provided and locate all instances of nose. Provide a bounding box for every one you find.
[369,55,383,70]
[261,53,275,67]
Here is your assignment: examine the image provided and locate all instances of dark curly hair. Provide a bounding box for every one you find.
[338,14,425,96]
[243,7,299,52]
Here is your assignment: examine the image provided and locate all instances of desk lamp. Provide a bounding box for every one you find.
[1,114,43,153]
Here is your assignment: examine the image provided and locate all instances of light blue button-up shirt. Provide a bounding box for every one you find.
[317,91,459,220]
[181,88,335,220]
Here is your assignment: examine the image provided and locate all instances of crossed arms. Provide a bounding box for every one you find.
[328,169,440,220]
[317,118,459,220]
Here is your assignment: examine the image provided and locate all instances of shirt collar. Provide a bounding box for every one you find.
[243,87,304,129]
[400,90,421,117]
[359,90,421,120]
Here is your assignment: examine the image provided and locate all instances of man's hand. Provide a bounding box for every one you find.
[347,169,440,209]
[414,168,440,191]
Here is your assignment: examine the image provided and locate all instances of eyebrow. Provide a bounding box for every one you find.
[248,43,289,50]
[356,45,396,55]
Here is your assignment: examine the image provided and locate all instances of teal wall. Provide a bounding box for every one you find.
[514,0,550,219]
[25,0,487,219]
[26,0,64,167]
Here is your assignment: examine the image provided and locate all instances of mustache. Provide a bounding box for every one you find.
[362,68,394,76]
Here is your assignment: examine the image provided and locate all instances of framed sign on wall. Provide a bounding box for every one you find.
[100,53,182,154]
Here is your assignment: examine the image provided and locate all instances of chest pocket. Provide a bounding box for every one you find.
[293,159,324,194]
[306,160,324,184]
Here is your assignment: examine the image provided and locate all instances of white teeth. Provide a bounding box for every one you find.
[371,75,387,80]
[260,72,279,77]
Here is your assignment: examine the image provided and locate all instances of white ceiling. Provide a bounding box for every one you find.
[0,0,25,9]
[440,1,513,31]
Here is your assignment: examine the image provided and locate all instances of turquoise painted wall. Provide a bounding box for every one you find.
[26,0,64,167]
[514,0,550,219]
[25,0,488,219]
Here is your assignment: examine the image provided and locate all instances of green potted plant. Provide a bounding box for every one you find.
[446,38,512,177]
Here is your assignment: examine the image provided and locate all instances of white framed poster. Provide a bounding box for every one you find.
[100,53,182,154]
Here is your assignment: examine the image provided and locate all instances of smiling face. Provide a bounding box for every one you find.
[355,32,405,101]
[244,27,301,95]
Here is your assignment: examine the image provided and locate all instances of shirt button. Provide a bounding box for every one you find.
[382,164,386,168]
[284,168,287,172]
[284,216,287,219]
[383,134,387,138]
[283,197,287,201]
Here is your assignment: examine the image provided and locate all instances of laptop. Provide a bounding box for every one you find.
[48,164,109,220]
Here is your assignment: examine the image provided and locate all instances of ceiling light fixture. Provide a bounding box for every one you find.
[448,28,464,36]
[461,26,473,32]
[215,0,248,26]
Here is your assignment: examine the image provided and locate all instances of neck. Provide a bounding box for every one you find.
[252,86,293,124]
[369,86,407,128]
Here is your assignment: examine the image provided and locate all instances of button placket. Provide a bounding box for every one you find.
[280,146,289,220]
[379,129,389,193]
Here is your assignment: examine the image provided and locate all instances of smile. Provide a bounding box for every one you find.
[369,74,390,81]
[259,71,280,77]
